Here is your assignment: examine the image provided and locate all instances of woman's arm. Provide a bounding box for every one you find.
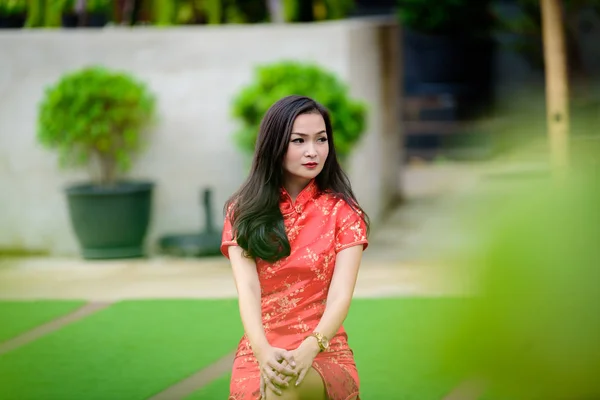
[290,244,364,385]
[228,245,270,357]
[312,244,364,341]
[229,245,297,394]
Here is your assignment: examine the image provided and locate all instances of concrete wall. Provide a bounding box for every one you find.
[0,18,402,256]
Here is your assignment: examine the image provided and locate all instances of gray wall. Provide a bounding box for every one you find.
[0,18,402,256]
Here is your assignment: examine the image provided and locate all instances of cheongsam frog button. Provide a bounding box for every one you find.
[295,205,302,214]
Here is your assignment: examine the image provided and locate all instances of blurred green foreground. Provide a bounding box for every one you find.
[422,162,600,400]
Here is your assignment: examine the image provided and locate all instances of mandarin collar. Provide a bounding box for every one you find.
[280,179,319,216]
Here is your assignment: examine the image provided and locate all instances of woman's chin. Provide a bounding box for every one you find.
[300,170,321,180]
[285,166,324,182]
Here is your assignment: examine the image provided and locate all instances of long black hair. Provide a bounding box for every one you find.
[224,95,369,262]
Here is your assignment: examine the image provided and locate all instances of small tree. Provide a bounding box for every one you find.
[37,66,157,187]
[231,60,367,160]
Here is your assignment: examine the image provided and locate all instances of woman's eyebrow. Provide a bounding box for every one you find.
[291,130,326,136]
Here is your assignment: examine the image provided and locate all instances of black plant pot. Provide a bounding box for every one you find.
[0,13,27,28]
[65,181,154,260]
[61,12,79,28]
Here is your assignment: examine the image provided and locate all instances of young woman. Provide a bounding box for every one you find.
[221,95,369,400]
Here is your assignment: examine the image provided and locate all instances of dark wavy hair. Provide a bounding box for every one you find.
[224,95,369,262]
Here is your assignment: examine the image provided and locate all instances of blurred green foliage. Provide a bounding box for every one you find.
[424,164,600,399]
[15,0,355,27]
[24,0,41,26]
[172,0,222,25]
[86,0,112,13]
[170,0,354,25]
[37,66,157,186]
[25,0,73,27]
[152,0,176,25]
[230,61,367,160]
[0,0,27,15]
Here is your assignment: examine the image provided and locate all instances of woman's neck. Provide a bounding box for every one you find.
[283,178,312,203]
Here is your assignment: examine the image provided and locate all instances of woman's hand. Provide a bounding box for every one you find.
[256,346,297,396]
[290,337,321,387]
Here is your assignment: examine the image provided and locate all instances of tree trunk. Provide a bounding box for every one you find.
[92,150,117,187]
[541,0,570,177]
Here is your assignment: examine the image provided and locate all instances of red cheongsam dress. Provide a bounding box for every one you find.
[221,179,369,400]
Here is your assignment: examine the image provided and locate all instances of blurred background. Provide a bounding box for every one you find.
[0,0,598,399]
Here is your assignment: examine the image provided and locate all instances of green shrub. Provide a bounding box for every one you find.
[0,0,27,15]
[231,61,367,160]
[37,66,157,187]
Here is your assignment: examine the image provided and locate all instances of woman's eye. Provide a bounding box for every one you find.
[292,138,303,143]
[318,137,328,142]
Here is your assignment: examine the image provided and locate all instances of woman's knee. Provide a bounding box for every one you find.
[265,386,299,400]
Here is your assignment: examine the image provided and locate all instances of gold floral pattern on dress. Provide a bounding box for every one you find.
[221,179,368,400]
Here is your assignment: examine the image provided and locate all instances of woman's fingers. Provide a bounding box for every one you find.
[277,360,294,384]
[264,367,289,387]
[260,374,266,399]
[269,359,296,377]
[295,367,308,387]
[282,352,296,368]
[263,372,283,395]
[274,348,297,368]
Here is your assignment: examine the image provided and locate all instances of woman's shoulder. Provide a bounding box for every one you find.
[317,191,362,215]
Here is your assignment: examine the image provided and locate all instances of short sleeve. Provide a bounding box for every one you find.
[220,205,238,259]
[335,202,369,253]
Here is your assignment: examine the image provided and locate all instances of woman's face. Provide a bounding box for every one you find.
[283,112,329,187]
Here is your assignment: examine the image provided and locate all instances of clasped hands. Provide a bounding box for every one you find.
[257,338,320,397]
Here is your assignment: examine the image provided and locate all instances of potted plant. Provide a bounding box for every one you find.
[37,66,158,259]
[0,0,27,28]
[231,60,367,163]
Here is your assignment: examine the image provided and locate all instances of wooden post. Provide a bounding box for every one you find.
[541,0,570,177]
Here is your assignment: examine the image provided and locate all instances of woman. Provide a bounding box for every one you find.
[221,95,369,400]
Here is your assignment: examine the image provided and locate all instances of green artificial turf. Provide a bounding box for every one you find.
[0,299,243,400]
[0,300,86,342]
[184,373,231,400]
[345,298,469,399]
